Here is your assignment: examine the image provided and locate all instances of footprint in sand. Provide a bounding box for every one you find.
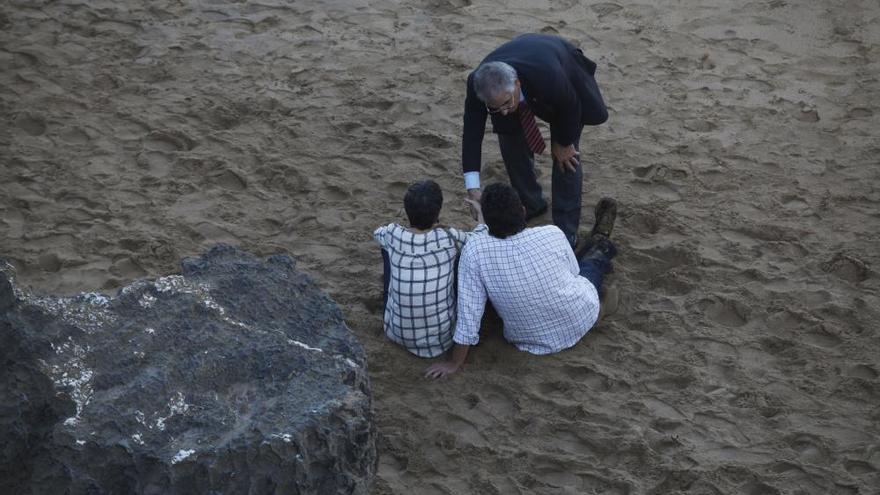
[590,2,623,17]
[136,151,174,177]
[695,296,750,327]
[423,0,472,16]
[89,19,143,37]
[843,459,877,477]
[847,107,873,119]
[802,325,842,349]
[211,169,248,191]
[37,253,62,273]
[625,211,662,235]
[821,252,869,283]
[785,433,829,465]
[440,412,487,447]
[633,244,695,279]
[772,98,821,123]
[649,273,694,296]
[739,480,782,495]
[536,380,577,399]
[111,257,148,280]
[480,384,517,419]
[143,129,196,152]
[844,364,877,380]
[15,114,47,136]
[409,131,454,149]
[325,184,350,201]
[59,127,91,145]
[561,365,617,392]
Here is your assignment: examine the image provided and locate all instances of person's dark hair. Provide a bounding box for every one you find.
[404,179,443,230]
[481,183,526,238]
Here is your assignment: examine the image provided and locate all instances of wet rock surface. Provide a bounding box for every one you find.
[0,245,375,494]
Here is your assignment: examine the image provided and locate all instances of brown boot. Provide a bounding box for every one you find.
[590,197,617,241]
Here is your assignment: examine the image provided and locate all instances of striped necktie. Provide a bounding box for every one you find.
[517,101,546,155]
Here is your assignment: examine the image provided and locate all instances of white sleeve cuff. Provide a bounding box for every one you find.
[463,171,480,190]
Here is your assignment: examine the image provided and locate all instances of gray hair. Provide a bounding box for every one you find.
[473,61,517,103]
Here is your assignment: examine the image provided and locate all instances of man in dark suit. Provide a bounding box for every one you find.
[461,33,608,247]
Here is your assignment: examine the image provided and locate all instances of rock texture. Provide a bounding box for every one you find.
[0,245,375,494]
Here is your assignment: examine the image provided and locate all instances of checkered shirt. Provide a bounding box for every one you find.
[454,225,600,355]
[375,223,488,358]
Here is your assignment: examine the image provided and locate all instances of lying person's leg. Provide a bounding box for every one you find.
[578,237,617,298]
[577,197,618,297]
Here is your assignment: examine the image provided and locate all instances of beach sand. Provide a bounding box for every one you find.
[2,0,879,492]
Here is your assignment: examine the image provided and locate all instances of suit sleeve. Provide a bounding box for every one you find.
[462,72,488,174]
[546,68,582,148]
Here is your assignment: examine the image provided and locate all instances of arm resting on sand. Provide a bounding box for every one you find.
[425,344,470,379]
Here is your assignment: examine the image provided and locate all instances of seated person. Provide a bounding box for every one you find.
[374,179,487,358]
[426,182,618,378]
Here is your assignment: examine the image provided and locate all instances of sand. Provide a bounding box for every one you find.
[2,0,879,493]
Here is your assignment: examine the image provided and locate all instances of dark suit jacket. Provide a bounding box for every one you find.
[462,34,608,173]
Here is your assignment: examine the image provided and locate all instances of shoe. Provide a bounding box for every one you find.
[590,197,617,240]
[576,234,617,262]
[525,202,548,222]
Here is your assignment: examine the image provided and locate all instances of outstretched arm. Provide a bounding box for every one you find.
[464,197,484,225]
[426,246,486,379]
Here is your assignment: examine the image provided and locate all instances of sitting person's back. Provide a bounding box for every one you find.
[456,225,598,354]
[425,182,619,378]
[374,179,486,358]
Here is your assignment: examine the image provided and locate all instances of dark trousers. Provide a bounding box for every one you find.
[498,124,584,247]
[577,237,617,298]
[381,249,391,308]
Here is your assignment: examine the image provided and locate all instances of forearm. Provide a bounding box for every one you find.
[449,344,470,367]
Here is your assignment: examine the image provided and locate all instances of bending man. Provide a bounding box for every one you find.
[461,33,608,247]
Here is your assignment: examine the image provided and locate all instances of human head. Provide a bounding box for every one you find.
[473,61,520,113]
[404,179,443,230]
[481,183,526,238]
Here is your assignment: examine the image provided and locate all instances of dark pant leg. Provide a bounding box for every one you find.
[381,249,390,308]
[552,125,585,248]
[498,131,547,216]
[578,238,617,298]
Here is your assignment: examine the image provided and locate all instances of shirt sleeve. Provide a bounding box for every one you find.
[463,171,481,190]
[450,224,488,246]
[373,224,392,249]
[550,226,579,275]
[452,245,486,346]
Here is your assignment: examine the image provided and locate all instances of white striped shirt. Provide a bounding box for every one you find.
[453,225,600,354]
[375,223,488,358]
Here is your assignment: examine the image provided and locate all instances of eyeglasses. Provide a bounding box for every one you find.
[486,93,517,114]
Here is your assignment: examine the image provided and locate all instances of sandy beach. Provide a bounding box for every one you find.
[2,0,879,493]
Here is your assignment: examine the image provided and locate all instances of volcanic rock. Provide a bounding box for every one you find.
[0,245,376,494]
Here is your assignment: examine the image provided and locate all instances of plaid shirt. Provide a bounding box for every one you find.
[454,225,600,354]
[374,223,488,358]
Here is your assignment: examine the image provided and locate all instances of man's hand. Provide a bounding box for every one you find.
[425,361,462,379]
[466,188,482,222]
[551,142,580,173]
[425,344,470,379]
[464,197,484,224]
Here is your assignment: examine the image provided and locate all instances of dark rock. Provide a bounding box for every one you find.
[0,245,376,494]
